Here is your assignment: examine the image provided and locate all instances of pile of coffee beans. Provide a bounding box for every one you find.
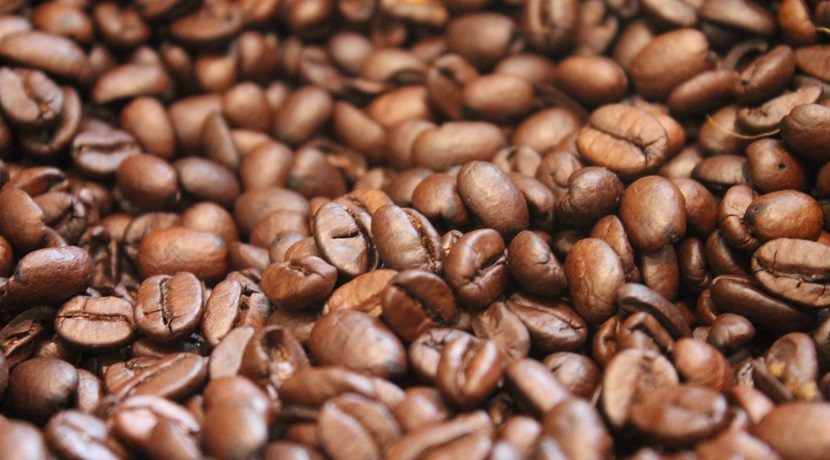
[2,0,830,458]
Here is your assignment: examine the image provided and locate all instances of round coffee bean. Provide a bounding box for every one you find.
[134,272,205,342]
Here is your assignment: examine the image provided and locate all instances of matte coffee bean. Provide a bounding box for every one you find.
[505,358,570,416]
[46,410,126,460]
[631,28,711,100]
[55,295,135,351]
[542,399,613,460]
[412,122,506,171]
[755,402,830,460]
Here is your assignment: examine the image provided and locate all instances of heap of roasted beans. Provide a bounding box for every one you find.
[0,0,829,459]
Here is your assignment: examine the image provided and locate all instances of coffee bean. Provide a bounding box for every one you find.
[311,310,406,379]
[45,410,126,460]
[504,358,569,416]
[444,229,508,310]
[471,301,531,361]
[136,227,228,282]
[631,28,711,100]
[565,238,625,323]
[620,176,687,251]
[382,270,457,343]
[506,296,588,353]
[710,275,816,332]
[0,30,92,82]
[372,205,443,273]
[436,335,503,408]
[412,122,506,171]
[55,295,135,351]
[202,279,270,347]
[105,352,207,400]
[313,201,378,278]
[601,348,679,429]
[318,393,402,460]
[1,246,93,310]
[543,399,613,459]
[261,256,337,311]
[781,103,830,163]
[0,419,50,459]
[239,325,309,389]
[754,402,830,460]
[576,104,669,180]
[752,238,830,308]
[672,338,733,392]
[7,357,78,424]
[324,269,397,317]
[630,384,728,448]
[134,272,205,342]
[111,395,200,449]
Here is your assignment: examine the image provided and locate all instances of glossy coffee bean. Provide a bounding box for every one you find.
[134,272,205,343]
[56,296,134,351]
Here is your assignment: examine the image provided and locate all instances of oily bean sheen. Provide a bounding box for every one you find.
[444,229,508,310]
[261,256,337,310]
[576,104,670,180]
[136,227,228,282]
[371,205,443,273]
[456,161,529,239]
[620,176,687,252]
[565,238,625,323]
[382,270,457,343]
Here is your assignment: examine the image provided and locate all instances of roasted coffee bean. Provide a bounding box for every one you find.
[111,395,200,449]
[1,246,93,310]
[672,338,733,392]
[781,103,830,163]
[202,279,270,347]
[382,270,457,343]
[310,310,406,379]
[412,122,506,171]
[436,335,503,408]
[601,348,679,429]
[543,352,601,399]
[317,393,402,460]
[313,201,378,278]
[710,275,816,333]
[55,295,134,351]
[444,229,508,310]
[620,176,687,252]
[506,296,588,353]
[504,358,570,416]
[239,325,309,389]
[507,231,566,298]
[372,205,443,273]
[105,353,207,400]
[755,402,830,460]
[386,411,494,459]
[630,384,729,448]
[576,104,670,180]
[543,399,613,459]
[765,333,821,401]
[0,419,50,459]
[115,154,180,212]
[324,269,396,317]
[471,302,531,361]
[744,192,823,243]
[136,227,228,282]
[631,28,712,100]
[6,357,78,424]
[261,257,337,311]
[752,238,830,308]
[45,410,127,460]
[565,238,625,323]
[617,283,690,338]
[134,272,205,343]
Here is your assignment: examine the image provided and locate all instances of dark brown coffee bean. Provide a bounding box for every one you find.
[436,335,503,408]
[457,161,529,238]
[630,384,728,448]
[408,329,473,383]
[201,403,268,460]
[554,55,628,106]
[111,395,199,449]
[174,157,240,208]
[92,63,172,105]
[543,352,601,399]
[411,173,470,227]
[386,411,494,460]
[115,154,180,212]
[136,227,228,282]
[668,69,738,118]
[737,83,822,134]
[565,238,625,323]
[261,256,337,311]
[463,74,535,122]
[105,352,207,400]
[617,283,690,337]
[591,215,641,283]
[382,270,457,343]
[507,231,567,298]
[446,13,519,69]
[55,295,134,351]
[134,272,204,342]
[746,139,807,194]
[710,275,816,332]
[752,238,830,308]
[310,310,406,379]
[444,229,508,310]
[274,86,334,146]
[601,348,679,429]
[781,103,830,163]
[7,357,78,424]
[733,45,795,104]
[631,28,711,100]
[620,176,687,252]
[556,166,624,229]
[313,201,378,278]
[145,418,202,460]
[506,296,588,353]
[576,104,669,180]
[372,205,442,273]
[120,97,176,160]
[745,191,823,243]
[46,410,126,460]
